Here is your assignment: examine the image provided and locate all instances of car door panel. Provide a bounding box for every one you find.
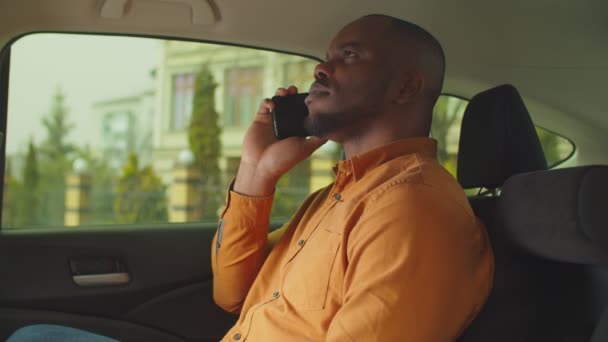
[0,225,237,341]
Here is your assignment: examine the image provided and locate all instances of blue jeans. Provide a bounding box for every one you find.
[7,324,119,342]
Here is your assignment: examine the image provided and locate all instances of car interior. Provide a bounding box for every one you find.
[0,1,606,341]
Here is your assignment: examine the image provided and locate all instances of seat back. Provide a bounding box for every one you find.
[454,84,549,341]
[495,166,608,341]
[458,85,608,341]
[457,84,547,190]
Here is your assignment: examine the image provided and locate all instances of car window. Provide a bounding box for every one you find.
[431,95,468,175]
[535,126,575,168]
[2,33,340,229]
[1,34,575,229]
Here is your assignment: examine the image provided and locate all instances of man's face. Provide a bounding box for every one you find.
[304,17,398,140]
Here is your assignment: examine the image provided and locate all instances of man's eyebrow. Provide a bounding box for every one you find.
[325,42,363,60]
[338,42,362,50]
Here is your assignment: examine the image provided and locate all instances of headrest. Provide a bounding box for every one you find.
[457,84,548,189]
[499,166,608,265]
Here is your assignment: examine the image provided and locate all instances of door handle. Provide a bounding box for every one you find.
[69,257,130,287]
[72,272,130,287]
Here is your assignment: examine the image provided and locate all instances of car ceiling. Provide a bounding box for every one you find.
[0,0,606,164]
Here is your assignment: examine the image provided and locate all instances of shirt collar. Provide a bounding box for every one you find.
[333,137,438,181]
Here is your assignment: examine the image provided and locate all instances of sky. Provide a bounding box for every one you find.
[6,33,162,156]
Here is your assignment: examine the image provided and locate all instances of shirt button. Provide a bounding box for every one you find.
[334,193,342,200]
[272,291,280,298]
[297,239,305,247]
[233,333,242,340]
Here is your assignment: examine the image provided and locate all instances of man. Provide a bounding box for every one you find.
[7,14,492,342]
[212,14,494,342]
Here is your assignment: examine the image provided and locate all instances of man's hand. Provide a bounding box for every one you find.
[233,86,327,197]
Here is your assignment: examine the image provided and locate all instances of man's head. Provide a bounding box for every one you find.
[304,15,445,142]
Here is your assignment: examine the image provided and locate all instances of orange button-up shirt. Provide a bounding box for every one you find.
[211,137,494,341]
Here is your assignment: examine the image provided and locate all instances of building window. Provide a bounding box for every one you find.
[284,61,316,92]
[171,73,195,130]
[102,111,134,169]
[225,67,263,128]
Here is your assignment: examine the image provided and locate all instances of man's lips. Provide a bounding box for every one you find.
[305,83,331,105]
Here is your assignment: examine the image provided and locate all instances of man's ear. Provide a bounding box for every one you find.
[394,72,424,104]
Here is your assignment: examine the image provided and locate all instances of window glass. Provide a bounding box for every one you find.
[536,127,575,168]
[2,34,575,229]
[431,95,468,176]
[225,67,264,128]
[3,33,325,229]
[171,73,195,130]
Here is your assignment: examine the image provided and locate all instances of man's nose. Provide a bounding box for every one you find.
[314,62,332,80]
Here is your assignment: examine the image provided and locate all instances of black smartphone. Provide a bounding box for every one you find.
[271,93,309,139]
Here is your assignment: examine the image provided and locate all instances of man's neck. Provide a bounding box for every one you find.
[338,105,432,158]
[342,127,427,159]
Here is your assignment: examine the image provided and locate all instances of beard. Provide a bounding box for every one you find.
[305,79,389,139]
[304,111,344,138]
[304,100,377,143]
[304,107,371,140]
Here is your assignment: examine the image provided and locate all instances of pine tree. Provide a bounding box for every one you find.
[1,157,16,227]
[15,139,40,226]
[113,153,167,224]
[40,88,76,161]
[76,145,116,224]
[188,66,223,221]
[38,87,76,226]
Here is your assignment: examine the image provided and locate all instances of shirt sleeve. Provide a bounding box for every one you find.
[325,183,494,342]
[211,188,275,314]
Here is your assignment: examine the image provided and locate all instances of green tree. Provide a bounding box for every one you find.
[40,88,76,160]
[38,87,76,226]
[2,157,17,227]
[188,66,223,221]
[431,96,466,175]
[113,153,167,224]
[76,145,116,224]
[537,127,572,167]
[14,139,41,226]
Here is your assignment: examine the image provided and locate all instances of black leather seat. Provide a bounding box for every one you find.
[498,165,608,341]
[455,84,548,341]
[457,85,608,341]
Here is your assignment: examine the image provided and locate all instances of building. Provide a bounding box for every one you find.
[92,90,156,170]
[151,41,337,192]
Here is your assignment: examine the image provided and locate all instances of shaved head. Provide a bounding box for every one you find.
[305,14,446,144]
[364,14,446,104]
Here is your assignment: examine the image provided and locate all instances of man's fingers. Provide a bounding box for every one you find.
[253,99,275,125]
[257,98,274,114]
[275,86,298,97]
[275,88,288,96]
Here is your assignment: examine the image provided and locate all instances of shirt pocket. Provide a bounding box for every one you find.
[282,228,342,311]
